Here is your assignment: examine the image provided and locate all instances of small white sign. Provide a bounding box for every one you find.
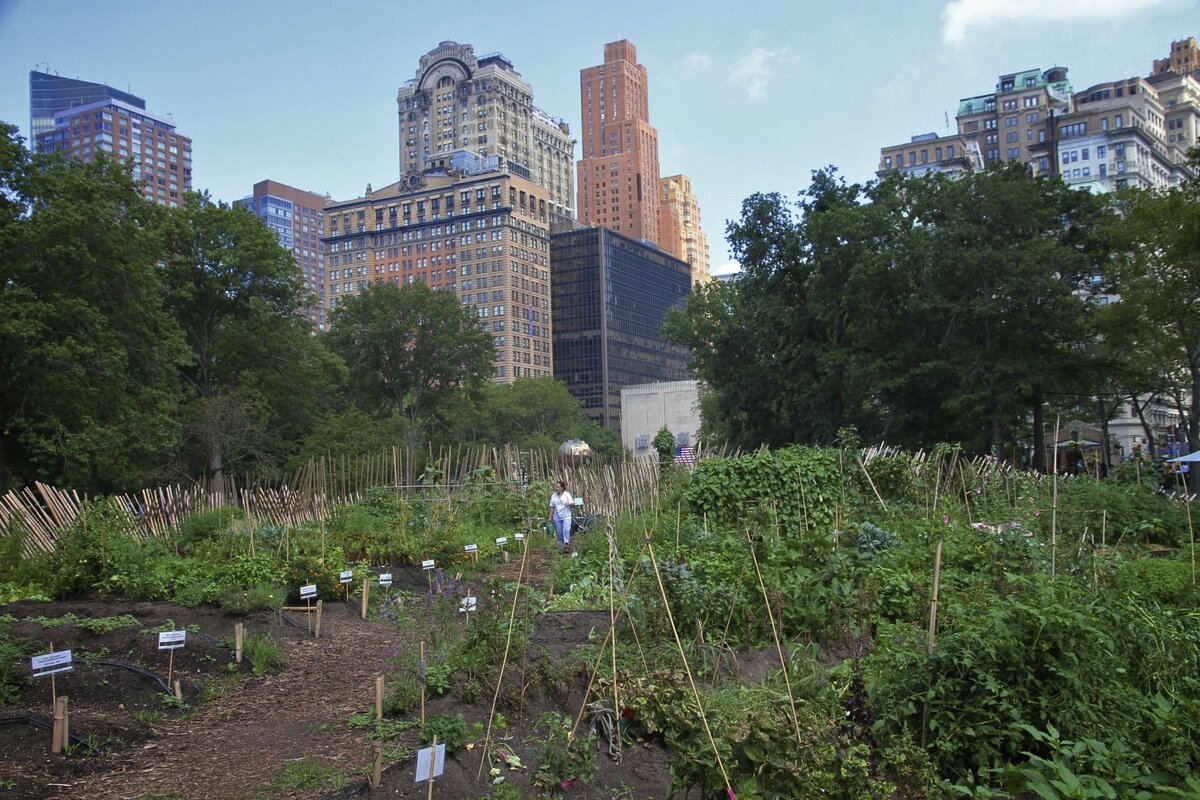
[464,544,478,553]
[458,596,477,613]
[414,743,446,783]
[158,630,187,650]
[31,649,73,679]
[299,584,317,600]
[421,559,436,570]
[495,537,508,546]
[574,496,584,507]
[514,533,525,541]
[379,573,393,587]
[339,570,354,584]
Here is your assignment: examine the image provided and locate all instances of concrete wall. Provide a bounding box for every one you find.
[621,380,701,459]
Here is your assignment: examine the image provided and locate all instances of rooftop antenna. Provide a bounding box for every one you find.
[945,111,950,135]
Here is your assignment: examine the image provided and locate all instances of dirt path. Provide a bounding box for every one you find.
[76,602,399,800]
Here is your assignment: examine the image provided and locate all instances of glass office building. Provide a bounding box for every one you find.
[551,226,692,429]
[30,70,145,150]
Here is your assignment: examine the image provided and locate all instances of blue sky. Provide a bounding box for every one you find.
[0,0,1195,272]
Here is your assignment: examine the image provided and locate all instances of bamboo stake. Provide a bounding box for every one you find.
[646,538,735,799]
[927,541,943,655]
[370,742,382,789]
[375,675,384,721]
[361,577,370,620]
[1051,414,1061,579]
[426,735,438,800]
[419,641,426,727]
[476,532,529,780]
[745,530,804,750]
[51,695,66,754]
[235,623,244,664]
[314,600,323,640]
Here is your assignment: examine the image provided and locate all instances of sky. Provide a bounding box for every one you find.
[0,0,1196,274]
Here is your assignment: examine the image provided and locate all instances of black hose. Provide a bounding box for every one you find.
[0,713,95,751]
[88,659,171,693]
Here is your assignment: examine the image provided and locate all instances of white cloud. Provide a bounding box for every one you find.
[941,0,1172,46]
[684,51,712,71]
[728,47,790,101]
[711,260,741,277]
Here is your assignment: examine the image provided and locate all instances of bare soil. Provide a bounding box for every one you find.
[0,552,681,800]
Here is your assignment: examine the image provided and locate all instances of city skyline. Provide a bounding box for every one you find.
[1,0,1196,274]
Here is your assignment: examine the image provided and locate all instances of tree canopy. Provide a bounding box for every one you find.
[667,163,1111,464]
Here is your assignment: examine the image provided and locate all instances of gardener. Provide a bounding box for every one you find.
[548,480,574,549]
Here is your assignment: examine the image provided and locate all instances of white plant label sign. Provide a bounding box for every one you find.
[421,559,436,570]
[379,573,393,587]
[339,570,353,584]
[464,544,478,553]
[31,649,73,678]
[414,743,446,783]
[495,537,508,546]
[158,630,187,650]
[300,584,317,600]
[458,596,477,613]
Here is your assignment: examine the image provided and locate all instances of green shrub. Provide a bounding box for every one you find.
[174,507,244,547]
[0,629,28,704]
[420,714,479,754]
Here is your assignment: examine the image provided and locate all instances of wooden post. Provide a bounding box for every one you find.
[167,647,175,686]
[51,695,66,754]
[174,680,182,701]
[370,742,382,789]
[426,735,438,800]
[361,577,369,620]
[375,675,384,721]
[314,599,323,640]
[419,640,426,727]
[234,623,244,664]
[305,596,312,635]
[928,541,943,655]
[62,695,69,745]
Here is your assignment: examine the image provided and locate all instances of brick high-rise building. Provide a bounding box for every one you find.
[237,181,328,330]
[577,40,661,243]
[35,97,192,207]
[396,42,575,221]
[658,174,712,285]
[322,153,553,382]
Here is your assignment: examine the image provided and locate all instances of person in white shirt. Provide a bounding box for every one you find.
[548,480,574,547]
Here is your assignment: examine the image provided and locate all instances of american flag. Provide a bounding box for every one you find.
[673,446,697,466]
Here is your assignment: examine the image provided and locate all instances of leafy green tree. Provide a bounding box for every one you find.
[438,377,595,452]
[652,426,677,468]
[1110,157,1200,453]
[0,124,186,493]
[667,165,1109,464]
[160,192,331,483]
[327,281,494,447]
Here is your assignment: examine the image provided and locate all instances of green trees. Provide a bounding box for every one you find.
[327,281,494,447]
[0,124,186,493]
[1109,155,1200,452]
[668,164,1110,463]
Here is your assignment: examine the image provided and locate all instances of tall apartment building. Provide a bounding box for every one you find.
[1152,37,1200,77]
[322,153,553,382]
[576,40,662,243]
[551,225,691,429]
[236,181,328,330]
[29,70,146,150]
[878,133,984,177]
[396,42,574,221]
[658,175,712,285]
[35,98,192,207]
[879,40,1200,191]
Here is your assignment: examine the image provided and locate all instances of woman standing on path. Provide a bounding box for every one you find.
[548,480,574,549]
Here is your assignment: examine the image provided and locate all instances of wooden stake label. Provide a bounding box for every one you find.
[31,650,73,679]
[339,570,354,584]
[495,537,508,546]
[157,630,187,650]
[458,596,477,613]
[464,544,478,553]
[421,559,436,570]
[379,573,393,587]
[300,584,317,599]
[514,533,525,541]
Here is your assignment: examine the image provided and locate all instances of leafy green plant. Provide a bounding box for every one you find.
[420,714,482,754]
[243,633,284,676]
[530,711,598,793]
[0,629,28,704]
[25,613,140,633]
